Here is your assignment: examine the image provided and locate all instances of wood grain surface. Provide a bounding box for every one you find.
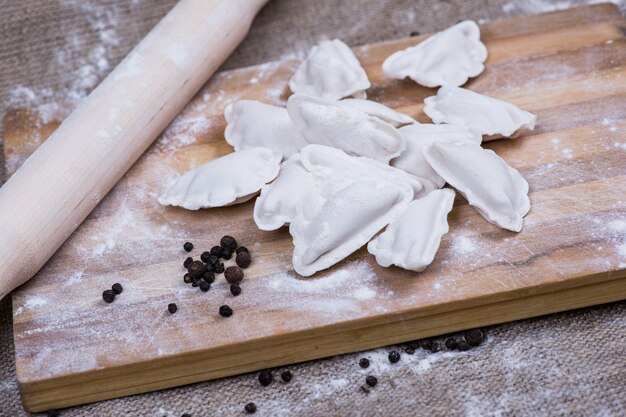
[3,3,626,412]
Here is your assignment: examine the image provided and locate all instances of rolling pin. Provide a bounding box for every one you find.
[0,0,269,300]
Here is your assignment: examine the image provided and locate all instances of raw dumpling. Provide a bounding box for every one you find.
[224,100,306,158]
[290,178,413,277]
[287,94,406,163]
[159,147,282,210]
[391,123,481,189]
[423,142,530,232]
[300,144,433,198]
[253,153,315,230]
[382,21,488,88]
[367,188,455,271]
[423,86,537,138]
[289,39,370,100]
[338,98,415,127]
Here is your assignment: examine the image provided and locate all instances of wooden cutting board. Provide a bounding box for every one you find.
[4,3,626,412]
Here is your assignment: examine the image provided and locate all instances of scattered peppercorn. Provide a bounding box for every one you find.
[188,260,205,279]
[183,273,193,284]
[204,262,214,273]
[200,251,211,263]
[405,346,415,355]
[244,402,257,414]
[359,358,370,369]
[111,283,123,295]
[281,370,292,382]
[428,343,439,353]
[210,246,223,257]
[419,339,433,350]
[219,304,233,317]
[183,256,193,268]
[230,283,241,296]
[457,340,471,351]
[168,303,177,314]
[225,266,244,284]
[199,280,211,292]
[220,235,238,252]
[183,242,193,252]
[102,289,115,303]
[258,370,273,386]
[388,351,400,363]
[445,338,458,350]
[191,281,198,287]
[203,271,215,283]
[236,251,252,269]
[214,262,225,274]
[208,255,219,265]
[221,249,232,260]
[365,376,377,387]
[410,30,420,37]
[464,329,485,347]
[236,246,249,254]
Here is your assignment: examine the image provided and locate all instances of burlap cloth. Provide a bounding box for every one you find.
[1,1,625,416]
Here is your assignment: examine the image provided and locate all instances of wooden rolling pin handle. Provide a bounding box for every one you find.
[0,0,269,300]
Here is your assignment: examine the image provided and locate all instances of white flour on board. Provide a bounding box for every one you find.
[502,0,626,14]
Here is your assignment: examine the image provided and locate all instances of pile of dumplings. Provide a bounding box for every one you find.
[160,21,536,277]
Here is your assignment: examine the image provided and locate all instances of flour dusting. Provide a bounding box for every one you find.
[8,0,121,112]
[452,236,477,254]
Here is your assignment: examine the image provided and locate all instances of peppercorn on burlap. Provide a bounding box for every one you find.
[1,1,625,416]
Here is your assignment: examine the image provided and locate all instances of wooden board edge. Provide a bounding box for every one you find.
[19,274,626,412]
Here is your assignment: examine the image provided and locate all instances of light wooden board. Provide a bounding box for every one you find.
[4,3,626,412]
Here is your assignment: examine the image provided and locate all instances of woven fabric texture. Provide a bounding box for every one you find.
[1,1,625,416]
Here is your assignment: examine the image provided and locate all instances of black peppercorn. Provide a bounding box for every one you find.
[203,271,215,283]
[365,375,377,387]
[464,329,484,346]
[191,281,198,287]
[208,255,219,265]
[213,262,225,274]
[199,280,210,292]
[457,340,471,351]
[168,303,177,314]
[236,251,252,269]
[224,266,244,284]
[204,263,214,273]
[220,235,237,252]
[183,273,193,284]
[359,358,370,368]
[221,249,232,260]
[200,251,211,263]
[102,289,115,303]
[281,370,292,382]
[258,370,273,386]
[210,246,223,257]
[111,283,123,295]
[419,339,433,349]
[183,256,193,268]
[236,246,249,254]
[188,260,205,279]
[410,30,420,37]
[219,304,233,317]
[244,402,256,414]
[428,343,439,353]
[230,283,241,296]
[445,338,458,350]
[183,242,193,252]
[388,351,400,363]
[405,346,415,355]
